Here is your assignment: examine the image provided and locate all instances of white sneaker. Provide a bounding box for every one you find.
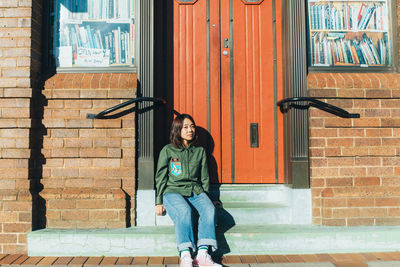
[193,252,222,267]
[180,255,193,267]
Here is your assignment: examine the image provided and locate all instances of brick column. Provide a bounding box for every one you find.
[40,73,137,228]
[0,1,38,254]
[309,73,400,226]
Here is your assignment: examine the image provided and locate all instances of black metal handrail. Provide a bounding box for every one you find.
[86,97,166,119]
[277,97,360,118]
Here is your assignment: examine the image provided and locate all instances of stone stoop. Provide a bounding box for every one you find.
[28,185,317,256]
[28,225,400,256]
[156,185,312,226]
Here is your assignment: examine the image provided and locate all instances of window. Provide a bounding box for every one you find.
[307,0,395,70]
[51,0,136,71]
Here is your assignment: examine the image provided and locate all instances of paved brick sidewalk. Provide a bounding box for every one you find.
[1,252,400,266]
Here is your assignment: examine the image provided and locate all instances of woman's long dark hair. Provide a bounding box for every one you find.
[170,114,197,148]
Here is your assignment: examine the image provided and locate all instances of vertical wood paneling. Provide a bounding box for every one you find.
[232,0,283,183]
[173,0,207,128]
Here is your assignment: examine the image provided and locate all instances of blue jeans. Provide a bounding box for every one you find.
[163,192,217,252]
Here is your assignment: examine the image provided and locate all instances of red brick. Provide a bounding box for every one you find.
[340,147,367,157]
[310,158,327,167]
[381,100,400,108]
[47,199,76,209]
[93,138,121,148]
[105,199,125,209]
[79,148,107,158]
[332,208,360,218]
[93,120,122,128]
[76,200,105,209]
[64,138,92,148]
[338,128,365,137]
[107,168,134,177]
[2,223,31,233]
[62,188,91,199]
[1,149,30,158]
[376,218,400,226]
[50,129,79,138]
[354,177,380,186]
[322,198,347,207]
[309,138,326,148]
[367,167,394,177]
[360,208,387,218]
[66,119,93,128]
[354,138,382,147]
[62,210,89,221]
[72,73,86,88]
[64,158,92,167]
[327,158,354,167]
[382,118,400,127]
[325,147,342,157]
[369,147,396,156]
[92,159,120,167]
[347,218,375,226]
[326,178,353,187]
[89,210,119,221]
[65,178,93,188]
[64,100,92,109]
[366,128,392,137]
[376,198,400,207]
[321,188,333,197]
[322,218,346,226]
[79,129,107,138]
[327,138,354,147]
[78,168,107,178]
[353,118,381,127]
[76,221,106,228]
[51,168,79,178]
[333,187,361,198]
[51,148,79,158]
[347,198,374,207]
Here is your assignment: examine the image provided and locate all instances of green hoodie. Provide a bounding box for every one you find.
[155,143,209,205]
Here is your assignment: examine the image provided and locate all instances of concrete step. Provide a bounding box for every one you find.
[28,225,400,257]
[209,185,291,204]
[156,186,312,226]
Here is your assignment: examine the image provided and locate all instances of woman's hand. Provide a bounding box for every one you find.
[155,204,165,215]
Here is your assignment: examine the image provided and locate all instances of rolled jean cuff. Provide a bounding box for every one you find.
[197,239,218,252]
[178,241,195,252]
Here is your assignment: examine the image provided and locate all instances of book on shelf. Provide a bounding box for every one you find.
[58,23,132,66]
[309,2,387,31]
[58,0,132,21]
[310,32,388,66]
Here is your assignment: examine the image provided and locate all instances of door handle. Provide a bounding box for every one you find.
[223,50,229,56]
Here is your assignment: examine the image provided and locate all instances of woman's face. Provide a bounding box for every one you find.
[180,118,195,145]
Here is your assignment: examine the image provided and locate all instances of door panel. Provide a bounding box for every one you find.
[173,0,208,127]
[229,0,284,183]
[173,0,284,184]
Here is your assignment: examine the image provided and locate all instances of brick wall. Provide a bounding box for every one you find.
[40,73,137,229]
[0,0,37,254]
[309,73,400,226]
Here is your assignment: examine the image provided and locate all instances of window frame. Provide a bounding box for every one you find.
[306,0,399,73]
[44,0,140,73]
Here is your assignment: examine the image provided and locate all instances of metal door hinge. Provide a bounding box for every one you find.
[223,38,232,48]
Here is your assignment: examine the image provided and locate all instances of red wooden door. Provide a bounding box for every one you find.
[173,0,284,183]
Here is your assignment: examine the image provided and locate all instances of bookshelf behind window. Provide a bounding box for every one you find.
[54,0,135,69]
[308,0,392,68]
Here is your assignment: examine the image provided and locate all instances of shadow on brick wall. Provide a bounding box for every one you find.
[29,73,50,230]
